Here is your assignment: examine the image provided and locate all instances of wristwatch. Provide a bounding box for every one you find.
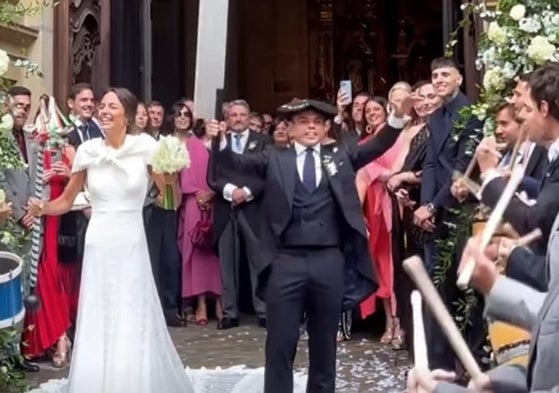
[425,202,437,214]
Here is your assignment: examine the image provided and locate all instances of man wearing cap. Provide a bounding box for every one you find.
[209,95,419,393]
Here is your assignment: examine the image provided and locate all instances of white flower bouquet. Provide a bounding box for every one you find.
[454,1,559,135]
[150,135,190,210]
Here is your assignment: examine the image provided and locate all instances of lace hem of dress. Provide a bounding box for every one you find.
[29,366,308,393]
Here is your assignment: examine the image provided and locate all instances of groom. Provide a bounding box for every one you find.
[210,94,418,392]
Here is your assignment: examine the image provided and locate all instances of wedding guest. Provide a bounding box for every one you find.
[147,101,165,139]
[179,121,223,326]
[356,84,410,345]
[145,101,189,327]
[333,90,371,146]
[207,99,270,329]
[65,83,104,148]
[1,85,39,372]
[249,112,265,133]
[263,113,273,134]
[271,118,290,148]
[386,80,442,351]
[60,85,104,336]
[132,102,150,135]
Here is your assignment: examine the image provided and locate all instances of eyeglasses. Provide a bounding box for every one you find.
[176,111,190,118]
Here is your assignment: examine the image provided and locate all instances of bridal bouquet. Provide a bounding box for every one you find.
[151,135,190,210]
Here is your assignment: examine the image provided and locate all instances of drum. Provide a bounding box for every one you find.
[488,321,530,366]
[471,219,530,366]
[0,252,25,329]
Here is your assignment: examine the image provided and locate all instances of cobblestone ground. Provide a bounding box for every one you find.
[27,317,411,392]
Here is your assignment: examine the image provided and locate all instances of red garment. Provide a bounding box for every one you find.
[58,262,81,323]
[22,150,71,357]
[357,132,403,319]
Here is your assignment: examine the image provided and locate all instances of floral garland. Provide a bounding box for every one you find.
[0,2,52,391]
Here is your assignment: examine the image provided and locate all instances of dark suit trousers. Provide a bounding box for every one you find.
[423,222,487,372]
[218,209,265,319]
[146,205,182,317]
[264,247,344,393]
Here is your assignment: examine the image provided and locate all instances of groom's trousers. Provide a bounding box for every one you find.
[146,205,182,318]
[264,247,344,393]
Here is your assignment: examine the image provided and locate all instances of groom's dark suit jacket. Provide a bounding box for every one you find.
[212,124,403,310]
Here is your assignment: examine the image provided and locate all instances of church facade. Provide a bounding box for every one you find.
[5,0,488,113]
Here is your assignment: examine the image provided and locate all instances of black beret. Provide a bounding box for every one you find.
[277,99,337,119]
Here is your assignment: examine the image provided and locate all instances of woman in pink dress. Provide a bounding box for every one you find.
[356,82,412,344]
[178,121,223,326]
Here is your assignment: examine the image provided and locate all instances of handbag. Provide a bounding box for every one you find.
[188,208,213,249]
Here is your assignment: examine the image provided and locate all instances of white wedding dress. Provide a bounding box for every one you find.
[30,134,308,393]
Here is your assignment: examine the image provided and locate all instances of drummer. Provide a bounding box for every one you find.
[407,223,559,392]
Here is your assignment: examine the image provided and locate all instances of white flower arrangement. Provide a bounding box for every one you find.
[0,49,9,77]
[150,135,190,174]
[150,135,190,210]
[456,1,559,135]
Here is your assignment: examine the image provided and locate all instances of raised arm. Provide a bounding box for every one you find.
[349,115,405,170]
[350,93,422,170]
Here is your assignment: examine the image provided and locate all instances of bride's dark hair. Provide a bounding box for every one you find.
[100,87,138,134]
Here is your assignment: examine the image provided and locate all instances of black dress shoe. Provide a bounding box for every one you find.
[166,312,187,327]
[217,318,239,330]
[14,359,40,373]
[258,318,266,328]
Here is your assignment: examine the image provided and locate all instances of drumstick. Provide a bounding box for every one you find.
[463,152,478,180]
[411,291,429,370]
[404,256,484,381]
[457,165,526,288]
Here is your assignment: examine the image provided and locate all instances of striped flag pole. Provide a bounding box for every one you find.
[24,97,50,311]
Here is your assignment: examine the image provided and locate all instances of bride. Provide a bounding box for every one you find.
[28,88,309,393]
[27,87,195,393]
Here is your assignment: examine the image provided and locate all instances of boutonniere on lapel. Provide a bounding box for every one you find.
[247,141,257,151]
[322,154,338,176]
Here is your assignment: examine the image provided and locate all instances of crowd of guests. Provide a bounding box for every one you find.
[0,57,474,373]
[5,54,556,392]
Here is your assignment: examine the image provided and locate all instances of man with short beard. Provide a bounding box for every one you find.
[64,83,104,148]
[208,99,270,329]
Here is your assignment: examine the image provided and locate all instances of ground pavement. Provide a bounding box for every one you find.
[27,316,411,392]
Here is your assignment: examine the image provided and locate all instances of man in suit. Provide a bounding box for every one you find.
[493,101,547,198]
[406,221,559,393]
[208,99,270,329]
[211,96,419,393]
[476,64,559,254]
[147,101,165,139]
[414,57,485,372]
[1,85,40,372]
[64,83,104,148]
